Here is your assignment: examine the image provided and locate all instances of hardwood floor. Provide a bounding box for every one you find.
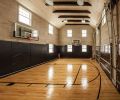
[0,59,120,100]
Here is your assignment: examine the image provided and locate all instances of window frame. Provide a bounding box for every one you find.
[82,45,87,52]
[67,45,72,52]
[82,30,87,37]
[108,45,111,53]
[49,44,54,53]
[105,45,108,53]
[18,6,32,26]
[104,45,111,53]
[49,24,54,35]
[67,30,72,37]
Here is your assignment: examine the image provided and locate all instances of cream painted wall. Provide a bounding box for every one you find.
[96,28,100,46]
[96,11,111,46]
[0,0,59,45]
[101,23,110,45]
[99,4,118,46]
[59,25,95,46]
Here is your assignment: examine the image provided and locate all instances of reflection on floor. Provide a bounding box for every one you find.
[0,59,120,100]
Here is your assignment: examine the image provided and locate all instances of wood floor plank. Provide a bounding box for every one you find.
[0,59,120,100]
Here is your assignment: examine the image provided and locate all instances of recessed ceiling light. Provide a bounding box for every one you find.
[77,0,84,6]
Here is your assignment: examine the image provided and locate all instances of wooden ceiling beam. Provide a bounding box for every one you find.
[46,1,91,6]
[66,24,90,25]
[53,10,91,13]
[67,20,90,22]
[58,15,90,18]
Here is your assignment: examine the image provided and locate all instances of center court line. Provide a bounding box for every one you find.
[73,65,81,84]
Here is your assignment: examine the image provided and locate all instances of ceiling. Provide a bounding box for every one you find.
[16,0,107,28]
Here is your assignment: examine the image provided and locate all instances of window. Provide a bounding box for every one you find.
[19,6,32,26]
[32,30,39,38]
[102,9,106,26]
[49,24,53,35]
[49,44,54,53]
[82,45,87,52]
[67,45,72,52]
[104,45,111,53]
[82,30,87,37]
[67,30,72,37]
[108,45,111,53]
[105,45,107,53]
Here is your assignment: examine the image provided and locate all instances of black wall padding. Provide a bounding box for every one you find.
[30,43,44,66]
[0,41,12,76]
[0,40,58,77]
[0,40,92,77]
[59,45,92,58]
[12,42,31,70]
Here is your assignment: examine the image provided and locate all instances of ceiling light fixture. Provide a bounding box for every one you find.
[77,0,84,6]
[62,19,68,23]
[82,19,86,23]
[45,0,54,6]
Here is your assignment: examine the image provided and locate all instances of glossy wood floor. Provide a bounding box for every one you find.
[0,59,120,100]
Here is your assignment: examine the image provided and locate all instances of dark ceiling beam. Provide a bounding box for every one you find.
[66,24,90,25]
[53,10,91,14]
[58,15,90,18]
[46,1,91,6]
[67,20,90,22]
